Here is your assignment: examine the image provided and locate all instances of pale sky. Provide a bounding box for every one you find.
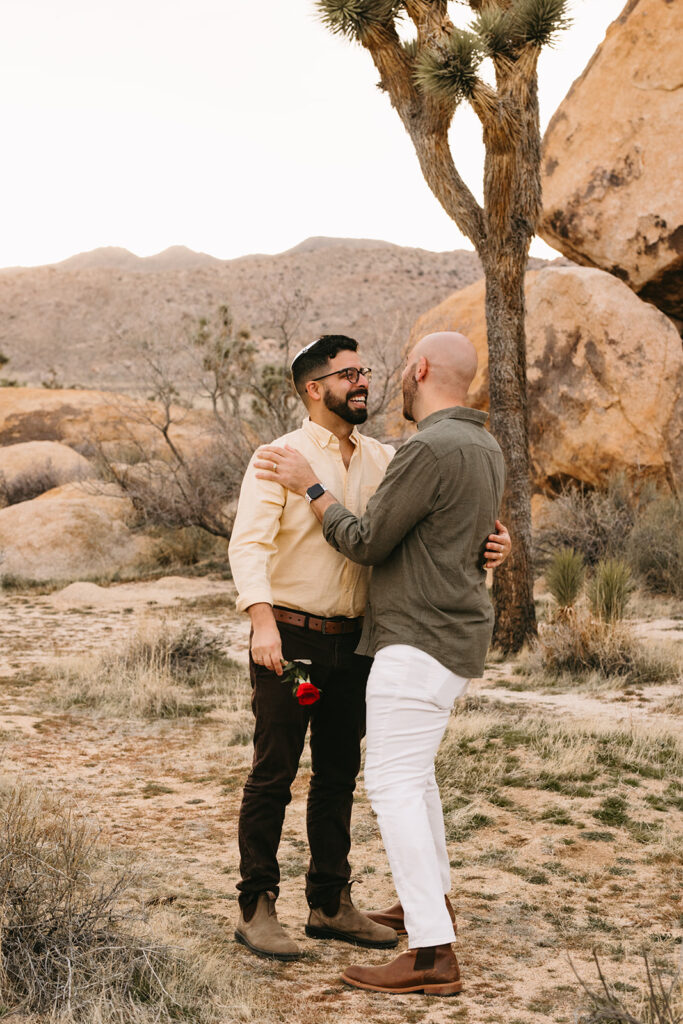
[0,0,625,269]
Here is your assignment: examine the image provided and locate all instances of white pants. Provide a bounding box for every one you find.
[364,644,469,948]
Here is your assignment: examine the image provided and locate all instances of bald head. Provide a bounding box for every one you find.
[401,331,478,422]
[410,332,478,397]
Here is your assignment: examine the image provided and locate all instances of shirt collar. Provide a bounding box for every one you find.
[417,406,489,431]
[302,417,361,449]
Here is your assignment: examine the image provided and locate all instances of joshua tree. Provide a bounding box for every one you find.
[316,0,571,650]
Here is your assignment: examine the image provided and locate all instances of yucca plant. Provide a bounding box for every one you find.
[546,546,585,610]
[314,0,573,653]
[589,557,634,624]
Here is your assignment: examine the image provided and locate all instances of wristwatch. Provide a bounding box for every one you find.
[305,483,326,504]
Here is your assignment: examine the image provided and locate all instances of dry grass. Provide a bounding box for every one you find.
[0,785,334,1024]
[574,952,682,1023]
[0,786,193,1022]
[54,620,248,718]
[526,610,682,689]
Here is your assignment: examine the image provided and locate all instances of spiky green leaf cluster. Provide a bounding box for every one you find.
[414,29,484,103]
[473,7,516,59]
[514,0,572,48]
[316,0,404,42]
[473,0,571,58]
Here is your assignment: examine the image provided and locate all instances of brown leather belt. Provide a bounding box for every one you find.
[273,606,363,636]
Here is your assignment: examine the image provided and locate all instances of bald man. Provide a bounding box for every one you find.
[255,332,506,996]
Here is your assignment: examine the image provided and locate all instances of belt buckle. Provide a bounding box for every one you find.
[320,618,330,635]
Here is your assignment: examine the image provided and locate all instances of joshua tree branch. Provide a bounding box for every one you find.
[361,23,486,248]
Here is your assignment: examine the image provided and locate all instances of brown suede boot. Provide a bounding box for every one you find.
[342,943,462,995]
[306,883,398,949]
[234,892,301,961]
[365,894,457,936]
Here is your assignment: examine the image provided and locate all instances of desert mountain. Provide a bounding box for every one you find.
[0,238,552,395]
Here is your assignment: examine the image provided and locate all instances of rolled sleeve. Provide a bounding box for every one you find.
[322,440,440,565]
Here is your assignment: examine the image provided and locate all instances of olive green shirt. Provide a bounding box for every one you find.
[322,407,506,679]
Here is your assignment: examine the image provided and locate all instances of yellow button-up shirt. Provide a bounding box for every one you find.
[228,418,395,618]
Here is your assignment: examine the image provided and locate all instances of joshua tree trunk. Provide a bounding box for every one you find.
[316,0,571,650]
[484,258,536,647]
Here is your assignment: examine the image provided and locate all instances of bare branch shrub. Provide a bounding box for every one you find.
[627,494,683,600]
[535,476,637,568]
[0,461,64,506]
[0,787,183,1020]
[536,479,681,600]
[574,951,682,1024]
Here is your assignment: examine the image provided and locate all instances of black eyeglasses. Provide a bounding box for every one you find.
[309,367,372,385]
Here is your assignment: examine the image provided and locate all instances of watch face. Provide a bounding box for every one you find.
[306,483,325,502]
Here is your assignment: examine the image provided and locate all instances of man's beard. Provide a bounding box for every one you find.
[323,388,368,424]
[402,367,418,421]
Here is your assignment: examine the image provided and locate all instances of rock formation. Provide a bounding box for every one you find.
[0,388,212,461]
[409,266,683,492]
[540,0,683,327]
[0,482,155,582]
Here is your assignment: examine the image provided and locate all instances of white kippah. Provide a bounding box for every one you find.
[290,338,324,370]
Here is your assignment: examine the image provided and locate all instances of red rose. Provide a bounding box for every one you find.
[295,680,321,706]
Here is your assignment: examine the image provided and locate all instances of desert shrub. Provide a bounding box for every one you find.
[536,479,682,599]
[627,493,683,599]
[538,611,680,686]
[588,558,634,623]
[535,476,636,568]
[56,621,246,717]
[0,787,184,1021]
[0,463,63,505]
[546,546,586,609]
[575,951,682,1024]
[150,525,229,568]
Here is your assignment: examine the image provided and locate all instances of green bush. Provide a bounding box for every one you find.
[588,558,634,623]
[546,546,586,609]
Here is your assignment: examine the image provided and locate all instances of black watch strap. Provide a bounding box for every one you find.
[305,483,326,504]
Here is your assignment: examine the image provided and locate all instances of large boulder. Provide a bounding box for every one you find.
[0,482,155,582]
[409,265,683,492]
[0,388,213,461]
[0,440,94,506]
[539,0,683,326]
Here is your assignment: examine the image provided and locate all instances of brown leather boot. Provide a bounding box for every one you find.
[365,894,457,936]
[342,943,462,995]
[234,892,301,961]
[306,883,398,949]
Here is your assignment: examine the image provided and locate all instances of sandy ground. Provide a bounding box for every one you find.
[0,577,681,1024]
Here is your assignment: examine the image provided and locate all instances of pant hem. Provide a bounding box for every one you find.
[407,928,457,949]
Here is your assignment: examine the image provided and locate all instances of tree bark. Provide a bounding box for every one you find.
[483,259,537,650]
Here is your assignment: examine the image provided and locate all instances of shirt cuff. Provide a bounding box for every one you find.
[235,586,273,614]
